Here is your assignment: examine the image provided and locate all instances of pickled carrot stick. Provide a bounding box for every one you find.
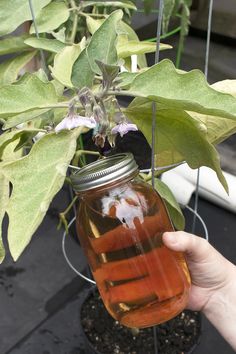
[120,292,188,328]
[103,247,186,304]
[108,268,183,305]
[93,246,186,290]
[90,214,172,254]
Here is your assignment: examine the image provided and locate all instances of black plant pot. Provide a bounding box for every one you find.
[78,286,202,354]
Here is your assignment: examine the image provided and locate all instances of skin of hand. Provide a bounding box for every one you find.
[163,231,236,350]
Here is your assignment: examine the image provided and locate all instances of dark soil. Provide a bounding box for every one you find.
[81,289,201,354]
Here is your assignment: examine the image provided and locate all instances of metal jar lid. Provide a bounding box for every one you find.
[70,153,138,193]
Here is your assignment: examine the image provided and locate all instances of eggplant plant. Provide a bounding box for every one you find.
[0,0,236,263]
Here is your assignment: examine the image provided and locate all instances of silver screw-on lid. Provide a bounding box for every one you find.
[70,153,138,192]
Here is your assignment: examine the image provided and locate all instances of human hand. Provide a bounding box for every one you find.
[162,231,236,313]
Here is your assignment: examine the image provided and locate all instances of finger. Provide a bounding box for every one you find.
[162,231,212,263]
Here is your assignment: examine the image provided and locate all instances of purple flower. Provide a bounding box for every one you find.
[55,114,96,133]
[111,122,138,137]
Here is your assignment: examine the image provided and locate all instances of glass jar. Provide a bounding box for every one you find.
[71,153,190,328]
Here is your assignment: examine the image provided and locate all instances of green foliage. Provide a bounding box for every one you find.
[124,60,236,119]
[0,74,58,117]
[162,0,176,34]
[50,44,82,87]
[0,35,31,56]
[0,174,9,263]
[117,40,171,58]
[152,178,185,230]
[86,10,123,74]
[0,51,37,85]
[0,1,236,262]
[71,49,95,89]
[125,100,228,192]
[29,1,70,34]
[24,37,65,53]
[0,0,51,36]
[2,129,82,261]
[81,1,137,10]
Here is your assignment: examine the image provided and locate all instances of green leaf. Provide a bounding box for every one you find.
[0,75,58,117]
[81,1,136,10]
[50,44,81,87]
[24,37,65,53]
[117,40,172,58]
[0,129,42,159]
[2,109,50,130]
[124,60,236,119]
[2,129,82,261]
[117,71,140,88]
[118,21,147,69]
[124,100,228,192]
[152,178,185,230]
[0,0,52,36]
[0,173,9,263]
[86,17,104,35]
[0,35,31,55]
[96,60,120,86]
[86,10,123,74]
[189,80,236,145]
[1,138,23,162]
[51,27,66,43]
[162,0,176,34]
[71,48,95,89]
[30,1,70,34]
[86,17,147,69]
[0,51,37,85]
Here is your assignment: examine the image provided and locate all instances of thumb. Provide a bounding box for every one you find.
[162,231,211,263]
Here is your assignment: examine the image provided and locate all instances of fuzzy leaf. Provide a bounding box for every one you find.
[0,0,51,36]
[30,2,70,34]
[125,60,236,119]
[2,109,50,130]
[0,75,58,117]
[24,37,65,53]
[50,44,81,87]
[81,1,136,10]
[124,100,228,192]
[0,51,37,85]
[152,178,185,230]
[0,173,8,263]
[189,80,236,145]
[162,0,176,34]
[117,71,140,88]
[117,40,172,58]
[0,35,31,55]
[87,10,123,74]
[71,48,95,89]
[0,129,42,159]
[2,129,82,261]
[86,17,147,69]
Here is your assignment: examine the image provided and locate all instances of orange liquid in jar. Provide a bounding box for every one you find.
[77,180,190,328]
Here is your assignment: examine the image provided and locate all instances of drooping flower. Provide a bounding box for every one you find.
[55,114,96,133]
[111,122,138,137]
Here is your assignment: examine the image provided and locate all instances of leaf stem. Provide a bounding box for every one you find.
[69,0,79,43]
[106,90,134,97]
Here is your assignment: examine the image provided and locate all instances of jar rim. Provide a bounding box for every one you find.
[70,153,139,193]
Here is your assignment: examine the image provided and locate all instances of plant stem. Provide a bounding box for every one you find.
[69,0,79,43]
[106,90,135,98]
[79,11,108,18]
[176,30,185,69]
